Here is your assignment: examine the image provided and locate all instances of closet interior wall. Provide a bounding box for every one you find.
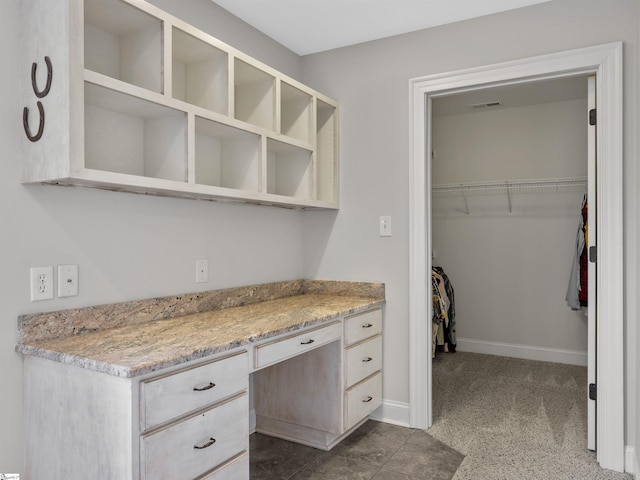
[431,85,589,362]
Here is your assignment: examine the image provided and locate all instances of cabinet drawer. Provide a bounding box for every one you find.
[141,351,247,431]
[141,393,249,480]
[201,452,249,479]
[344,372,382,431]
[344,309,382,346]
[345,335,382,388]
[254,321,342,369]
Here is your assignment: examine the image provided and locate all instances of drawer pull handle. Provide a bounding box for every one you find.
[194,437,216,450]
[363,396,373,403]
[362,357,373,362]
[193,382,216,392]
[362,323,373,328]
[300,339,315,345]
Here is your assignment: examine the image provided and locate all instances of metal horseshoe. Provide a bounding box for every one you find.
[31,56,52,98]
[23,101,45,142]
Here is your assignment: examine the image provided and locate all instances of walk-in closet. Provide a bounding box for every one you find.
[430,75,591,368]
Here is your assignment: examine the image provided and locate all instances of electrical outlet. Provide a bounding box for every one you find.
[30,266,54,301]
[196,259,208,283]
[58,264,79,298]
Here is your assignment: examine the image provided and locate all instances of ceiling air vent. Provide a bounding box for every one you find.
[469,101,503,110]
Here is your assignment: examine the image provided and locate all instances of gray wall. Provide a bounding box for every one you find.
[0,0,304,473]
[301,0,638,459]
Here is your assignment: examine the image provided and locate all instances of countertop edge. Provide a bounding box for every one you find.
[18,297,385,378]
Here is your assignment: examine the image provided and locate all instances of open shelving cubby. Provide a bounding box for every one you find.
[194,116,260,192]
[316,99,339,204]
[280,81,312,143]
[267,139,313,199]
[84,0,163,93]
[23,0,340,209]
[234,58,276,132]
[84,83,187,182]
[172,27,228,115]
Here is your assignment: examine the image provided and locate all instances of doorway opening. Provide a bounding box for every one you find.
[408,43,623,472]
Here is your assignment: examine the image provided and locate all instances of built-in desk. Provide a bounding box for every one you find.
[17,280,385,480]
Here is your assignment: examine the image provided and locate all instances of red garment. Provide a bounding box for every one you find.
[579,200,588,307]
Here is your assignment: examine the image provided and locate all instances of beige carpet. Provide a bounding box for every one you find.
[428,352,633,480]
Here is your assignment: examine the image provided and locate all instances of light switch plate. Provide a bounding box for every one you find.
[380,216,392,237]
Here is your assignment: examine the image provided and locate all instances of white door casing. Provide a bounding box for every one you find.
[587,74,597,452]
[409,43,623,471]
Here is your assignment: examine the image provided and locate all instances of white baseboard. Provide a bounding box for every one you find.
[369,399,411,427]
[456,337,588,366]
[625,445,639,477]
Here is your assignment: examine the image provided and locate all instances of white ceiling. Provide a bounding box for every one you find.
[210,0,552,55]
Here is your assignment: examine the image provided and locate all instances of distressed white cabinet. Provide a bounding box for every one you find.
[24,350,250,480]
[21,0,339,209]
[343,308,383,430]
[253,308,383,449]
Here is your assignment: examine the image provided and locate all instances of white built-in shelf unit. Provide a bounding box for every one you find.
[21,0,339,209]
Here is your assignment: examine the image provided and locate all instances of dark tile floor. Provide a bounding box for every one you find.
[249,420,463,479]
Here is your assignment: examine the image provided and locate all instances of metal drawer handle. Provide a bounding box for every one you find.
[363,396,373,403]
[300,339,315,345]
[362,323,373,328]
[362,357,373,362]
[193,382,216,392]
[194,437,216,450]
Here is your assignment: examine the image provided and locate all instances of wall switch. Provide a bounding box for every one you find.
[196,259,208,283]
[30,266,54,301]
[380,216,392,237]
[58,265,79,298]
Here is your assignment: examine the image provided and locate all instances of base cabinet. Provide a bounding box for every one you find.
[22,307,383,478]
[24,351,250,480]
[254,308,383,450]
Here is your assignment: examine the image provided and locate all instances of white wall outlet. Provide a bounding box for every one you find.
[380,216,392,237]
[58,265,79,298]
[30,266,54,301]
[196,259,208,283]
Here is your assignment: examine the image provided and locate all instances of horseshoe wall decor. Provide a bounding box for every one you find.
[23,101,45,142]
[31,56,53,98]
[24,56,52,142]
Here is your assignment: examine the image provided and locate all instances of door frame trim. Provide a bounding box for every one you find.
[408,42,624,471]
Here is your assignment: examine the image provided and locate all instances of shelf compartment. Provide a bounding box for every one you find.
[172,27,228,115]
[194,117,261,192]
[84,83,187,181]
[234,59,275,131]
[84,0,163,93]
[316,100,338,204]
[266,139,313,199]
[280,82,311,142]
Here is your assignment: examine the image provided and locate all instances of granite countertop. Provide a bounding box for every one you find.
[16,280,385,378]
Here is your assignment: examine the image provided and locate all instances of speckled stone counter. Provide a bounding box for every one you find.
[16,280,385,378]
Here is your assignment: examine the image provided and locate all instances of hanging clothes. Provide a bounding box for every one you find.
[431,266,457,356]
[433,266,457,352]
[566,196,588,310]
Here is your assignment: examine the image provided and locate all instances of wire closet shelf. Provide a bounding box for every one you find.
[431,176,587,215]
